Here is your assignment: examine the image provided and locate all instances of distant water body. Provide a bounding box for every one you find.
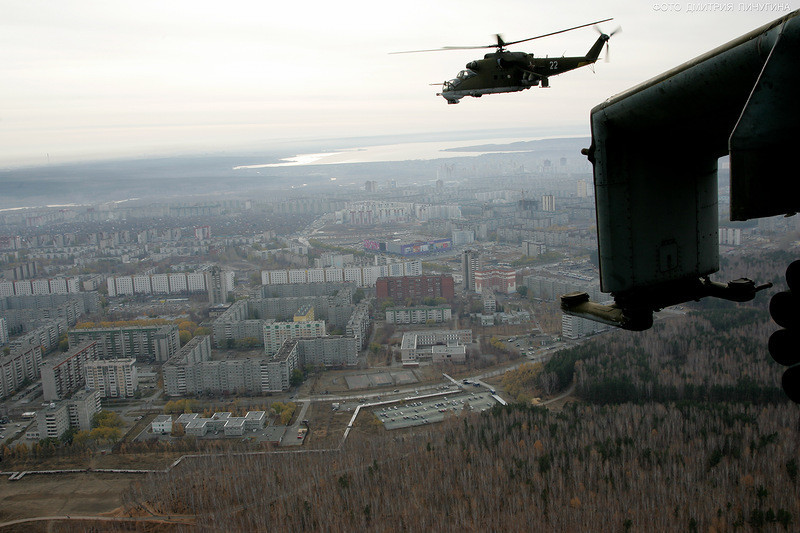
[233,135,586,169]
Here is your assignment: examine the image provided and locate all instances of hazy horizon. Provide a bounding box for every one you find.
[2,1,795,167]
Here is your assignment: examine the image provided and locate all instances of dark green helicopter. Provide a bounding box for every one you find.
[394,18,619,104]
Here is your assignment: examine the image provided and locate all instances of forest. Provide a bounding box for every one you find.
[119,402,798,532]
[111,250,799,531]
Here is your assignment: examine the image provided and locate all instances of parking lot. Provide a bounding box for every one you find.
[374,391,498,430]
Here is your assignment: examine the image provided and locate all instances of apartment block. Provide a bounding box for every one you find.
[41,341,97,401]
[263,320,326,355]
[385,305,452,325]
[68,325,180,362]
[0,341,43,399]
[474,266,517,294]
[261,260,422,288]
[375,275,455,303]
[85,358,138,398]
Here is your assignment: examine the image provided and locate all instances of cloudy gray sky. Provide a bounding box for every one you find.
[1,0,796,166]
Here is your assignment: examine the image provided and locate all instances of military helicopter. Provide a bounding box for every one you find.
[394,18,619,104]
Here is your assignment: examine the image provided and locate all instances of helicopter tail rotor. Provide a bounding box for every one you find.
[594,25,621,62]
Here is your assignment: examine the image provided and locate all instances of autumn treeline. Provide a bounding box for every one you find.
[565,310,784,404]
[544,249,792,405]
[108,250,800,530]
[119,402,799,531]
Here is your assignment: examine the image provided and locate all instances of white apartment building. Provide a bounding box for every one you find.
[186,273,206,292]
[85,358,138,398]
[152,274,170,294]
[32,279,50,295]
[385,306,452,325]
[263,320,326,355]
[133,275,152,294]
[13,280,32,295]
[169,273,188,292]
[0,282,14,297]
[262,260,422,288]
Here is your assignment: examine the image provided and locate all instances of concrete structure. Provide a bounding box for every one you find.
[67,388,101,431]
[162,334,358,397]
[262,260,421,288]
[522,241,547,257]
[41,341,97,401]
[293,304,315,322]
[34,388,100,439]
[719,227,742,246]
[263,320,326,355]
[206,266,234,305]
[152,414,173,434]
[542,194,556,212]
[0,292,99,334]
[296,336,359,367]
[163,334,300,396]
[400,329,472,366]
[523,274,601,302]
[375,275,455,303]
[0,340,43,399]
[452,229,475,246]
[345,298,373,349]
[35,402,69,439]
[385,306,452,325]
[561,312,610,339]
[462,249,480,292]
[474,266,517,294]
[106,270,213,297]
[68,324,180,362]
[168,410,265,437]
[85,358,138,398]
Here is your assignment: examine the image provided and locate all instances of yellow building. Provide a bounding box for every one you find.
[293,304,315,322]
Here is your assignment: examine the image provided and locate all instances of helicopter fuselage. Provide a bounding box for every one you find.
[438,34,608,104]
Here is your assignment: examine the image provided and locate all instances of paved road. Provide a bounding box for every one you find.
[0,514,195,529]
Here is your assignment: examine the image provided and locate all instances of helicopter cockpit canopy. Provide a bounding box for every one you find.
[443,69,477,91]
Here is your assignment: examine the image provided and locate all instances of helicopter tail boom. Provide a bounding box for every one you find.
[585,34,610,63]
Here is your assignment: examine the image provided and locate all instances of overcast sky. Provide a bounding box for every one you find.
[1,0,796,166]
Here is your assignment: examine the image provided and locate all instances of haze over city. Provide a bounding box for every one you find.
[0,2,798,531]
[2,0,795,167]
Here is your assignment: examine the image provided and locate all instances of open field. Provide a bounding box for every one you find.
[0,473,132,525]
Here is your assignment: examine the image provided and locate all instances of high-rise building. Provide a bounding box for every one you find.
[0,341,43,399]
[206,266,234,305]
[85,358,138,398]
[462,249,480,292]
[577,179,588,198]
[41,341,97,401]
[542,194,556,212]
[262,320,326,355]
[375,275,455,302]
[68,325,180,363]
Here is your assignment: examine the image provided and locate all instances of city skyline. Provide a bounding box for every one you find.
[2,0,796,167]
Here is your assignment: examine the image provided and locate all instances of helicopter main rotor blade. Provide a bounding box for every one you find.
[503,18,613,47]
[390,44,498,54]
[390,17,613,54]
